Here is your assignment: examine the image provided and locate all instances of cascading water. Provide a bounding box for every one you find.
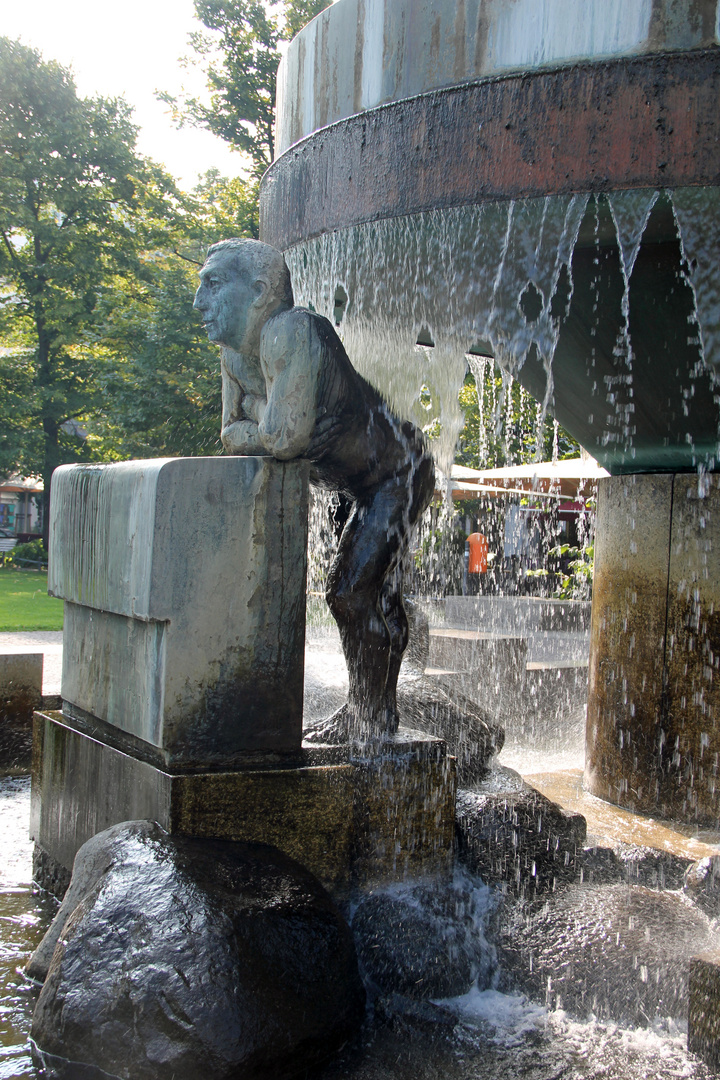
[285,188,720,479]
[278,21,720,1060]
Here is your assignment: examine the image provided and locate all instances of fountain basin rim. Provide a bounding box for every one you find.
[261,47,720,251]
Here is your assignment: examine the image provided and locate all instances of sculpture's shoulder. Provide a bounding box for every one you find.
[261,307,324,365]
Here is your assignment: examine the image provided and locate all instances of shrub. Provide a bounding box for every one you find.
[11,539,48,568]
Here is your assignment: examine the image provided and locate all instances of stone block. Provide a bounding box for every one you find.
[49,456,309,766]
[31,711,353,895]
[444,595,591,633]
[688,950,720,1066]
[428,628,527,723]
[455,767,587,896]
[31,711,456,899]
[0,652,43,768]
[352,732,456,886]
[517,663,588,749]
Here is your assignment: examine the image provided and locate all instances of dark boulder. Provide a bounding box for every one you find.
[455,767,586,896]
[497,883,716,1026]
[30,820,365,1080]
[352,876,495,1001]
[579,842,694,889]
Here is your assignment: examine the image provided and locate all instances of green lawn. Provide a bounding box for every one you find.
[0,569,64,631]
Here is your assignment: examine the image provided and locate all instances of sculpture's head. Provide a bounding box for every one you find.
[194,238,294,353]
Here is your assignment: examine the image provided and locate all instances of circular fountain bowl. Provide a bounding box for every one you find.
[261,0,720,474]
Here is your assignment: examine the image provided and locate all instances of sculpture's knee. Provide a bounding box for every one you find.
[326,580,388,644]
[383,598,409,656]
[326,580,368,623]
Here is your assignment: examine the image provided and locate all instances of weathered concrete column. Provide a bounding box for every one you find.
[48,456,310,767]
[585,473,720,824]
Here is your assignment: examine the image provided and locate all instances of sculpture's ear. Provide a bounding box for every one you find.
[251,275,271,308]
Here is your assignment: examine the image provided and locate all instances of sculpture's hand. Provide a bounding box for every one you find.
[241,394,266,424]
[221,420,268,456]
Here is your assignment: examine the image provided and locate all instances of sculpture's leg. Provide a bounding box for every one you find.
[380,564,409,717]
[325,453,434,741]
[326,488,406,739]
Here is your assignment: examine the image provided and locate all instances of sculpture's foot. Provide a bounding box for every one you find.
[303,702,399,745]
[395,672,505,784]
[303,705,352,745]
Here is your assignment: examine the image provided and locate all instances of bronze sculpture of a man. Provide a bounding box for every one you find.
[194,238,435,742]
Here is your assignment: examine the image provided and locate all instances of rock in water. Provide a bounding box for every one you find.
[455,768,587,896]
[352,876,496,1000]
[30,821,365,1080]
[498,883,718,1026]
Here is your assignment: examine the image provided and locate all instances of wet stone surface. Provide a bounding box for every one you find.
[0,653,42,769]
[30,821,365,1080]
[497,883,718,1026]
[352,875,495,1001]
[396,674,504,786]
[1,777,718,1079]
[455,769,587,896]
[684,855,720,918]
[577,842,695,891]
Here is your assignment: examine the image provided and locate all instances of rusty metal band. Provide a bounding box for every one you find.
[260,49,720,251]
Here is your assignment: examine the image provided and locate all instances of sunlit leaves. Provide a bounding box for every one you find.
[160,0,332,180]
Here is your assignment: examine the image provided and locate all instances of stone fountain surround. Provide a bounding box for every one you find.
[256,0,720,1057]
[23,451,720,1072]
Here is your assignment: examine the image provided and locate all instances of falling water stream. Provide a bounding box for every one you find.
[287,187,720,476]
[3,188,720,1077]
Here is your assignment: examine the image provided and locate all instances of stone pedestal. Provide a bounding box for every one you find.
[49,457,309,767]
[37,455,456,900]
[31,711,456,899]
[0,653,42,768]
[585,473,720,824]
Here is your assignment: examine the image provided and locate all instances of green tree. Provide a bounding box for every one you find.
[84,167,263,462]
[0,37,179,542]
[455,363,580,470]
[88,253,222,462]
[161,0,331,179]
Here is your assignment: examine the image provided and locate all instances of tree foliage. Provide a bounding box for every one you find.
[0,37,177,536]
[161,0,331,179]
[0,39,265,541]
[455,362,580,470]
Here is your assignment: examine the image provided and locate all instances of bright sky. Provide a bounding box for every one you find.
[1,0,244,190]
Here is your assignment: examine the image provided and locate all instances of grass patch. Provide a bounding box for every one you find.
[0,569,63,631]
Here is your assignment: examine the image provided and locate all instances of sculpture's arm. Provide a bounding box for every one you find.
[258,313,322,460]
[220,353,267,455]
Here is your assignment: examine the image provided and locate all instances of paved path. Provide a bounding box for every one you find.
[0,633,349,704]
[0,632,62,695]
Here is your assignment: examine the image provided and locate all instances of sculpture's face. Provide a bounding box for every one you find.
[194,250,262,352]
